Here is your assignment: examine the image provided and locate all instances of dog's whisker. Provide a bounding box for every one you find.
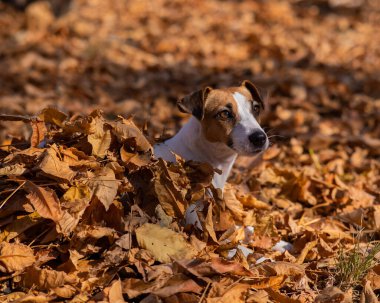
[268,135,287,139]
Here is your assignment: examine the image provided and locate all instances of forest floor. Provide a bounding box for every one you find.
[0,0,379,302]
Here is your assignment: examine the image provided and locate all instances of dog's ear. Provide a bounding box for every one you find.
[177,87,212,120]
[242,80,264,109]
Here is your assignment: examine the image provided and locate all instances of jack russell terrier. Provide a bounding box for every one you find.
[154,80,267,230]
[154,81,292,258]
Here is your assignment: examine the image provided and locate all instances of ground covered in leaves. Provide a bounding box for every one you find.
[0,0,380,302]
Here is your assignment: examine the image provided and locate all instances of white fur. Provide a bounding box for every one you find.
[154,116,237,189]
[231,92,269,154]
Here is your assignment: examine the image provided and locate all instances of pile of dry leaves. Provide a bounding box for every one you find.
[0,0,379,302]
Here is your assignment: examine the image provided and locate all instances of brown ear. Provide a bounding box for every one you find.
[177,87,212,120]
[242,80,264,109]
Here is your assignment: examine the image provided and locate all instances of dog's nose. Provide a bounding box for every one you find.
[249,131,267,148]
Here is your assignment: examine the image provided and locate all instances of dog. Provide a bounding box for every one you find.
[154,80,268,189]
[154,80,268,229]
[154,81,293,259]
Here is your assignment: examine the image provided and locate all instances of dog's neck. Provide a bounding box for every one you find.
[162,117,237,188]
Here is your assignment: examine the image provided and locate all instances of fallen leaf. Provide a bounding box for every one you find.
[22,266,77,290]
[37,145,76,182]
[108,117,152,152]
[30,120,46,147]
[237,194,271,210]
[38,108,68,127]
[107,279,126,303]
[207,283,250,303]
[87,111,112,158]
[315,287,352,303]
[259,261,305,278]
[10,294,51,303]
[87,167,118,211]
[360,281,378,303]
[266,288,303,303]
[0,242,35,273]
[25,181,63,222]
[122,274,201,299]
[135,223,197,263]
[0,163,27,176]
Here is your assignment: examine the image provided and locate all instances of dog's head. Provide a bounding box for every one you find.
[178,80,268,155]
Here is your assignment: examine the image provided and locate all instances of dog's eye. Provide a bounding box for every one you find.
[253,104,260,114]
[217,110,233,120]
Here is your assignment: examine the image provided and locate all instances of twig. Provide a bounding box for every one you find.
[29,227,51,247]
[198,282,211,303]
[0,181,26,210]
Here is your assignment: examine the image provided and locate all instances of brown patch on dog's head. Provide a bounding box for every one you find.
[177,87,212,120]
[241,80,264,110]
[201,89,239,144]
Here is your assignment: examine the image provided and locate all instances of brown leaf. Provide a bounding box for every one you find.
[153,159,189,217]
[365,265,380,291]
[315,287,352,303]
[296,240,318,264]
[37,145,76,182]
[122,274,201,299]
[247,290,269,303]
[360,281,378,303]
[75,225,118,241]
[0,242,35,273]
[0,212,41,242]
[266,288,303,303]
[87,167,119,210]
[207,283,250,303]
[175,258,258,278]
[107,279,126,303]
[87,111,112,158]
[108,117,152,152]
[60,147,99,169]
[56,185,92,235]
[236,194,271,210]
[30,120,46,147]
[348,187,375,208]
[152,274,202,298]
[259,261,305,278]
[115,233,131,250]
[204,201,218,243]
[25,181,63,222]
[56,211,79,236]
[22,266,77,290]
[52,285,77,299]
[158,293,199,303]
[121,277,169,299]
[9,294,51,303]
[120,145,151,171]
[135,223,197,263]
[38,108,68,127]
[0,163,27,176]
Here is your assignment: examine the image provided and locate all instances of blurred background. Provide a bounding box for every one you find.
[0,0,379,156]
